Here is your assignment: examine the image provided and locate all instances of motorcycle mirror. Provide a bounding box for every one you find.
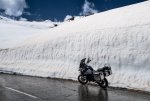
[87,57,91,63]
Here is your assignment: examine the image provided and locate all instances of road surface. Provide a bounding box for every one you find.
[0,74,150,101]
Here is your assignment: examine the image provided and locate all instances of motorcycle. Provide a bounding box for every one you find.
[78,58,112,88]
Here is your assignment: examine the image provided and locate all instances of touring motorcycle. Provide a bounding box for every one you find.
[78,58,112,88]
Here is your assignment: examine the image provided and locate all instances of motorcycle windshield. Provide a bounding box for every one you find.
[79,58,86,68]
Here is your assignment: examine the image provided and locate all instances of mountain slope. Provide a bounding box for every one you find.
[0,1,150,91]
[0,16,59,49]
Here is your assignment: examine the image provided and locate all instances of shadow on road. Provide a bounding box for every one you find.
[78,85,108,101]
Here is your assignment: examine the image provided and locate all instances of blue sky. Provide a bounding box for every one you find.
[0,0,145,21]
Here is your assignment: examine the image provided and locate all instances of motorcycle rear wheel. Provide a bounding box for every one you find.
[78,75,88,84]
[98,78,108,88]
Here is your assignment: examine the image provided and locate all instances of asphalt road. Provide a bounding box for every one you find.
[0,74,150,101]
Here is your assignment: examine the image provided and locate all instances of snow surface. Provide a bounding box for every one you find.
[0,16,60,49]
[1,1,150,92]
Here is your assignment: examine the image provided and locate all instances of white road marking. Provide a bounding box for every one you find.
[5,87,38,99]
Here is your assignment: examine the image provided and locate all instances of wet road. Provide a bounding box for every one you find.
[0,74,150,101]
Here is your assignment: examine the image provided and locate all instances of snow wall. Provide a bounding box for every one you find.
[0,1,150,92]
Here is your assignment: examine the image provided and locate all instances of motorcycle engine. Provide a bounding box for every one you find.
[94,72,104,81]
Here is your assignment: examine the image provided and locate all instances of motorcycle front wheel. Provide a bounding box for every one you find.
[78,75,88,84]
[98,78,108,88]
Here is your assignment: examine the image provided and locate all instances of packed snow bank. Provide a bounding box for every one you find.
[0,16,60,49]
[1,1,150,92]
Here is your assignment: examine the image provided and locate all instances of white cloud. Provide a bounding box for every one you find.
[19,17,27,21]
[0,0,27,17]
[80,0,98,16]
